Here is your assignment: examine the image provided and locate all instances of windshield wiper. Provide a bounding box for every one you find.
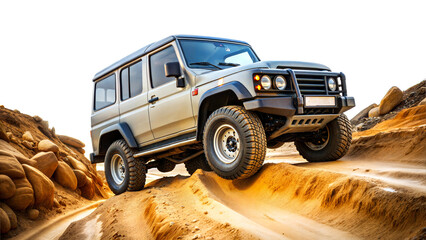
[189,62,222,70]
[219,62,240,67]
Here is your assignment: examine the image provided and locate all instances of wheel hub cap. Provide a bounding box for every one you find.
[111,154,125,185]
[305,126,330,151]
[213,124,240,164]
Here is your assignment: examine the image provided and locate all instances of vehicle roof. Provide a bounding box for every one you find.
[92,35,250,81]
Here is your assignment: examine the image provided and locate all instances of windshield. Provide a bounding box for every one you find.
[179,39,259,70]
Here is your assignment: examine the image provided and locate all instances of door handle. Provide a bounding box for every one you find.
[148,96,159,103]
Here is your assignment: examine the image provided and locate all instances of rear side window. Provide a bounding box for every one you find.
[121,61,143,101]
[94,74,116,110]
[149,46,179,88]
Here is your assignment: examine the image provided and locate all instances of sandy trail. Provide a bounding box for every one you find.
[58,119,425,239]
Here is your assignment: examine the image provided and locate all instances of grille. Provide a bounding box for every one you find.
[296,74,327,95]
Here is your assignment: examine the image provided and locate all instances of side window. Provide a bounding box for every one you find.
[149,46,179,88]
[95,74,116,110]
[120,61,142,101]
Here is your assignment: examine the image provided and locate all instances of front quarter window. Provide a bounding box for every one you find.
[179,39,258,70]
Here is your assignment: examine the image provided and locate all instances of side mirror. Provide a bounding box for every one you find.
[164,62,185,88]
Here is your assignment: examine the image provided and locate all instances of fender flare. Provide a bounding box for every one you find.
[196,81,253,140]
[99,122,138,149]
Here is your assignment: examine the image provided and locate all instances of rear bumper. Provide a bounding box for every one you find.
[243,96,355,117]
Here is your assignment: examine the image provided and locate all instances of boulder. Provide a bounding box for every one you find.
[80,177,95,199]
[33,115,42,122]
[31,152,59,178]
[22,140,34,149]
[0,139,34,165]
[27,209,39,220]
[350,103,378,124]
[37,139,59,153]
[22,164,55,209]
[0,208,10,234]
[418,97,426,106]
[68,156,89,175]
[0,203,17,229]
[76,147,85,154]
[53,161,77,190]
[73,169,88,188]
[0,150,25,178]
[0,175,16,199]
[0,124,8,142]
[22,131,35,142]
[379,86,403,115]
[5,178,34,210]
[57,135,85,148]
[368,106,380,118]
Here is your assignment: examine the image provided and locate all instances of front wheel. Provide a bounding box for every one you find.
[295,114,352,162]
[105,140,146,195]
[203,106,267,180]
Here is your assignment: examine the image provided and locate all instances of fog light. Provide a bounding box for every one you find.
[261,75,272,90]
[328,77,337,91]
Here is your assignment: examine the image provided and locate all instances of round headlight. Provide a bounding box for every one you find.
[261,75,272,90]
[328,77,337,91]
[274,76,287,90]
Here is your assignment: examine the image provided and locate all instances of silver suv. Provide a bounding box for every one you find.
[90,35,355,194]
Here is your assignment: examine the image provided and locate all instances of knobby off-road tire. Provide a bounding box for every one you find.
[203,105,267,180]
[184,153,212,175]
[295,114,352,162]
[105,140,146,195]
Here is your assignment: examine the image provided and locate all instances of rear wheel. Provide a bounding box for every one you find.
[184,153,212,175]
[295,114,352,162]
[105,140,146,194]
[203,106,267,180]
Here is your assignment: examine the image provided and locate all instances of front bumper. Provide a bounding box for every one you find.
[244,96,355,117]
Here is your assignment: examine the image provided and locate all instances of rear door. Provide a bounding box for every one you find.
[147,43,195,139]
[118,57,154,144]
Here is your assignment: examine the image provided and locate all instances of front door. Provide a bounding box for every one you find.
[147,44,195,139]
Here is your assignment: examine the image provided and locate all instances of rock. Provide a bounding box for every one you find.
[22,131,35,142]
[68,156,89,175]
[76,147,85,154]
[57,135,85,148]
[350,103,378,124]
[0,208,10,233]
[53,161,77,190]
[73,169,88,187]
[6,132,13,141]
[0,139,34,165]
[0,203,17,229]
[22,140,34,149]
[418,97,426,106]
[379,86,403,115]
[23,164,55,208]
[80,177,95,199]
[31,152,59,178]
[38,139,59,153]
[0,124,8,142]
[40,120,49,130]
[368,106,380,118]
[53,198,60,208]
[33,115,43,122]
[27,209,39,220]
[0,175,16,199]
[5,178,34,210]
[0,150,25,178]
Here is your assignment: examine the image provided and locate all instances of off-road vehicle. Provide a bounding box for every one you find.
[90,35,355,194]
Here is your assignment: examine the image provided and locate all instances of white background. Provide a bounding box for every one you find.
[1,0,425,155]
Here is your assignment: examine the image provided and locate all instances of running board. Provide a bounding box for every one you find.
[134,136,198,158]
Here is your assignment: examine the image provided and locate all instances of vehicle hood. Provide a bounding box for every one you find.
[195,60,330,85]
